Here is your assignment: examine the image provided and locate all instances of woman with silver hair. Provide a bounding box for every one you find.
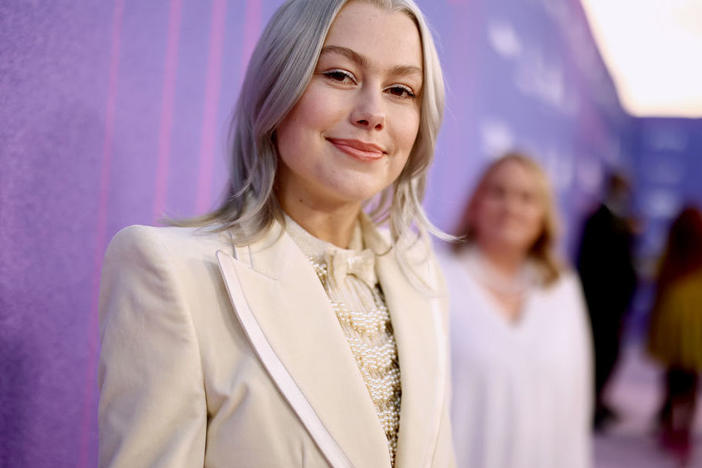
[98,0,454,467]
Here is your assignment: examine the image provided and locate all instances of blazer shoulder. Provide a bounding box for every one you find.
[105,224,232,264]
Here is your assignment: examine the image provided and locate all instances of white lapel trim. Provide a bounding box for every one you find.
[216,250,353,468]
[423,296,447,468]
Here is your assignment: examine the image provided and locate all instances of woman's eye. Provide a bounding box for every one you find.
[386,85,416,99]
[488,186,506,199]
[323,69,356,84]
[521,192,534,203]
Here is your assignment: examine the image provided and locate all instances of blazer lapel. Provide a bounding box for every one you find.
[374,237,447,468]
[217,222,391,468]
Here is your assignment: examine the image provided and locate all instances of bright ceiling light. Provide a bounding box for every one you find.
[580,0,702,117]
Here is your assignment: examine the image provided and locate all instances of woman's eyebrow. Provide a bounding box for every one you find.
[390,64,423,78]
[321,45,368,67]
[320,45,422,77]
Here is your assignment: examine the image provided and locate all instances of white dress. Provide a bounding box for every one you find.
[439,248,593,468]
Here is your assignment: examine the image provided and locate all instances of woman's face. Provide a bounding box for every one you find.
[472,160,545,255]
[276,1,423,212]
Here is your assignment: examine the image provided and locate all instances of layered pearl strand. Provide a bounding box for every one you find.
[460,247,537,323]
[309,259,401,466]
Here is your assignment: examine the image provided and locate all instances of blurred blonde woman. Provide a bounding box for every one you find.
[98,0,455,467]
[439,152,593,468]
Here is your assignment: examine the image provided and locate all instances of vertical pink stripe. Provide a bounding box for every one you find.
[241,0,263,72]
[79,1,125,466]
[195,0,227,213]
[152,0,183,221]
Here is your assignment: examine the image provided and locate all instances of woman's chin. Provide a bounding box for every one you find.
[480,235,533,256]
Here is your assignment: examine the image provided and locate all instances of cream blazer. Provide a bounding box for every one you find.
[98,218,455,468]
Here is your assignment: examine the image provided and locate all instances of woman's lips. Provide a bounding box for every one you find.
[327,138,386,161]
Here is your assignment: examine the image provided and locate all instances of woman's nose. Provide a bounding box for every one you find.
[505,193,527,214]
[350,88,385,131]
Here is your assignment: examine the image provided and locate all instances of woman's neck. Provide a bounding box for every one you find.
[476,240,527,279]
[278,195,360,248]
[469,241,531,324]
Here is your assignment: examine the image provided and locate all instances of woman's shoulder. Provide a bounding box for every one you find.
[533,267,587,316]
[432,246,484,311]
[659,269,702,305]
[538,264,581,294]
[105,224,233,265]
[433,243,466,275]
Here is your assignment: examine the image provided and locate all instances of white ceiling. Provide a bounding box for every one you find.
[580,0,702,117]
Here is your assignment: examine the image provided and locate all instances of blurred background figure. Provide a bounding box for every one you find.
[440,153,593,468]
[647,205,702,464]
[576,171,638,431]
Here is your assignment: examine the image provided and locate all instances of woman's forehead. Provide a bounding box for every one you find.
[487,162,542,190]
[322,1,422,72]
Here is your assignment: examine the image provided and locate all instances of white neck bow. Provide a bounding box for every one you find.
[323,248,377,289]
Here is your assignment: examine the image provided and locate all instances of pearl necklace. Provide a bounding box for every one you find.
[460,247,531,297]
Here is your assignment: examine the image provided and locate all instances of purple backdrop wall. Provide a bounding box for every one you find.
[631,118,702,258]
[1,1,698,466]
[419,0,634,252]
[1,2,281,465]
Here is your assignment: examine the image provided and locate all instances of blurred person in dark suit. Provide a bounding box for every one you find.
[647,205,702,463]
[576,172,638,430]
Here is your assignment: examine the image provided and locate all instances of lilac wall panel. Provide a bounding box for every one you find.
[0,2,116,466]
[1,0,690,466]
[0,2,277,466]
[631,118,702,258]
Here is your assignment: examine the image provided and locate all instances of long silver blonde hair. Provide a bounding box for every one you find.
[180,0,447,250]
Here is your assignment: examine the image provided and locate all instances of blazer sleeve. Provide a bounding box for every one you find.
[430,253,457,468]
[431,358,457,468]
[98,226,207,468]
